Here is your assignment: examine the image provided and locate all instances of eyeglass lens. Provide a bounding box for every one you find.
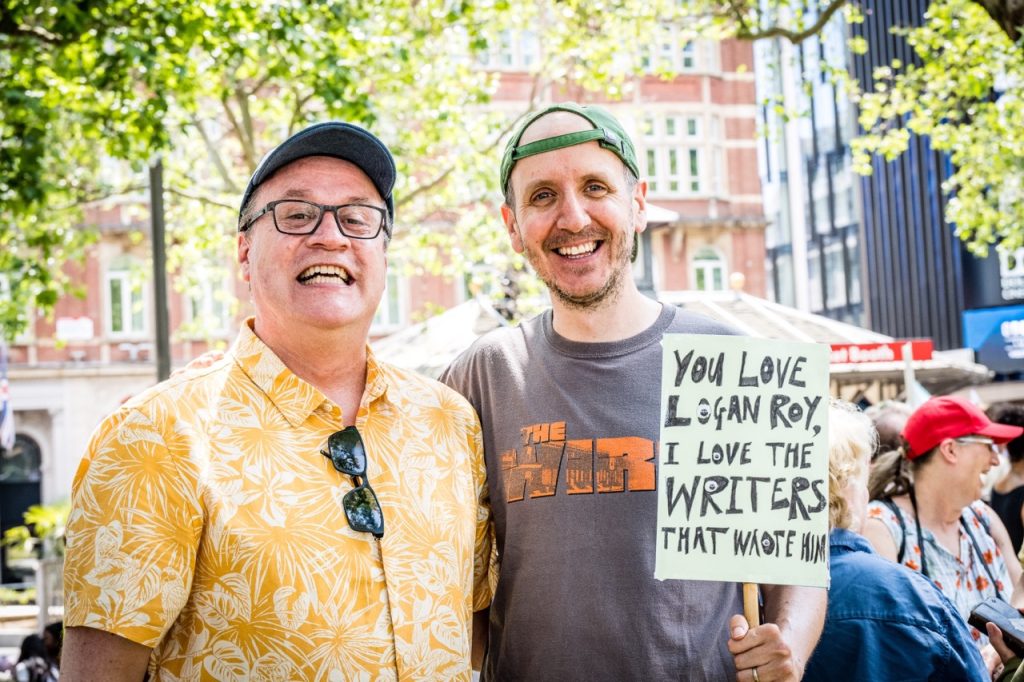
[322,426,384,538]
[274,201,383,238]
[326,426,366,475]
[957,437,999,453]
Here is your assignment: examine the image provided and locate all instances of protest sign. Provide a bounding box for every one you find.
[654,334,830,588]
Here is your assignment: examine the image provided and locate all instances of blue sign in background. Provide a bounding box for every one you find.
[963,305,1024,374]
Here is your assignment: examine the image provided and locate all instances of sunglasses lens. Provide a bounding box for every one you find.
[343,486,384,537]
[327,427,366,475]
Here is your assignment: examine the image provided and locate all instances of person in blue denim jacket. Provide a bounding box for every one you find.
[804,400,988,681]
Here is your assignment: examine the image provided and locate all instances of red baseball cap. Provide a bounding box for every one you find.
[902,395,1023,459]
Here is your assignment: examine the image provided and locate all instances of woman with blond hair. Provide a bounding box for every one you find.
[803,400,986,681]
[864,395,1023,646]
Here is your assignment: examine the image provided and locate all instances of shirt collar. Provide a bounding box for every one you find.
[228,320,392,427]
[363,345,389,404]
[830,527,874,554]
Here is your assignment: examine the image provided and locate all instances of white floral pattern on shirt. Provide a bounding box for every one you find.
[65,321,493,680]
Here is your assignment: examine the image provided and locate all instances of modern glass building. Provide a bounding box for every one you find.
[755,0,998,353]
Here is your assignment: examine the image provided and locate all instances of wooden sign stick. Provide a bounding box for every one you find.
[743,582,760,627]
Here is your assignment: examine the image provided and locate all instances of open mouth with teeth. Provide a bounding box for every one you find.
[297,264,351,285]
[554,240,601,259]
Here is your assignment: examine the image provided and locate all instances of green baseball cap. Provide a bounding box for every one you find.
[499,102,640,194]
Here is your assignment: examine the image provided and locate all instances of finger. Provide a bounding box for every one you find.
[987,622,1015,662]
[730,614,750,641]
[737,663,776,682]
[730,621,781,657]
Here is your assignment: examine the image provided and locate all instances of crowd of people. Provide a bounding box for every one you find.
[0,621,61,682]
[32,102,1024,680]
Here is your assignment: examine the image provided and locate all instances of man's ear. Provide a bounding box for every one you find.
[632,178,649,234]
[502,204,524,254]
[938,438,959,465]
[237,232,252,282]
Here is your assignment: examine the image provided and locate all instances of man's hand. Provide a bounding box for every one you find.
[985,622,1017,678]
[728,614,802,682]
[172,350,225,377]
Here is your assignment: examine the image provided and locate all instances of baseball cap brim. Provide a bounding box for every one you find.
[977,422,1024,444]
[500,102,639,194]
[902,395,1024,458]
[240,121,396,226]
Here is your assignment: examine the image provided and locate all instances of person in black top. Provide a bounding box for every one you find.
[988,403,1024,555]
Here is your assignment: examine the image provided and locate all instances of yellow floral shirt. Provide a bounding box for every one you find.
[64,322,493,681]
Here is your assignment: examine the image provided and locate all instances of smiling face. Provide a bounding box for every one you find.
[238,156,387,346]
[950,436,1002,501]
[502,112,647,311]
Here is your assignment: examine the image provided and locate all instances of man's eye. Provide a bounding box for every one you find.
[585,183,608,194]
[530,190,554,203]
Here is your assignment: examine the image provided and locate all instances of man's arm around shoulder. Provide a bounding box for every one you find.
[63,625,152,681]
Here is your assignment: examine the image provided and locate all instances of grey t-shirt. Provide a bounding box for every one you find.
[442,304,743,681]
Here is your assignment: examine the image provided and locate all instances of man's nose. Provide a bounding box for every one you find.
[308,209,352,246]
[555,192,589,232]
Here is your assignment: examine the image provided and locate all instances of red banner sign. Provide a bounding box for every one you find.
[829,340,934,365]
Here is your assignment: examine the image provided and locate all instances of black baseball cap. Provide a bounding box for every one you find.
[239,121,396,232]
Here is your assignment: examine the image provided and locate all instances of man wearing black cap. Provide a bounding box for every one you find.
[63,122,493,680]
[442,103,825,681]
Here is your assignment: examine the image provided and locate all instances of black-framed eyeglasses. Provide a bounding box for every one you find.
[321,426,384,538]
[242,200,387,239]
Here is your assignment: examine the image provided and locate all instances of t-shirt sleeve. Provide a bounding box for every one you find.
[63,407,204,647]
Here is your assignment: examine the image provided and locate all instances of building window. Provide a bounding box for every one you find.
[643,31,708,73]
[808,246,824,312]
[106,258,147,337]
[641,113,708,198]
[846,232,862,306]
[185,270,233,338]
[692,248,726,291]
[823,239,847,309]
[0,434,41,483]
[479,29,539,71]
[372,272,405,333]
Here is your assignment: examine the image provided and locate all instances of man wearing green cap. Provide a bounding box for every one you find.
[442,103,825,681]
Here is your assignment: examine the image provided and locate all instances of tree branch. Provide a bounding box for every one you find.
[724,0,754,37]
[188,113,238,193]
[164,187,236,211]
[0,21,65,45]
[736,0,847,44]
[397,73,546,209]
[970,0,1024,44]
[54,190,144,211]
[236,85,256,168]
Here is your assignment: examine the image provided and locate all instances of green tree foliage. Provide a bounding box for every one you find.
[2,0,867,338]
[854,0,1024,256]
[12,0,1017,336]
[2,500,69,560]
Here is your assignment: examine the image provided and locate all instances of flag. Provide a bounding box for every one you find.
[0,340,14,452]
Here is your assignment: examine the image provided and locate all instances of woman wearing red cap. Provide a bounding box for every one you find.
[864,395,1024,646]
